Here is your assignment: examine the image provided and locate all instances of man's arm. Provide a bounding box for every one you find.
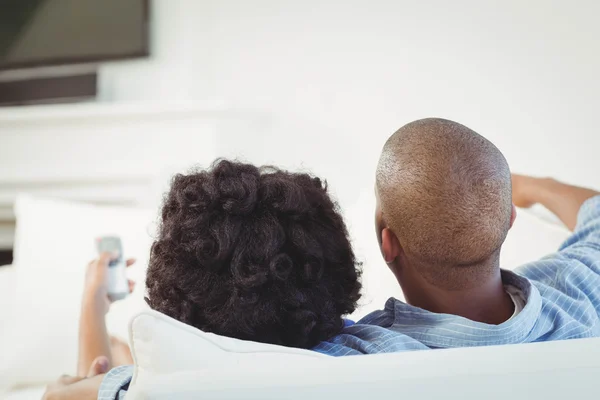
[513,175,600,325]
[512,174,600,231]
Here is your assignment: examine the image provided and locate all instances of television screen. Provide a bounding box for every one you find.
[0,0,149,70]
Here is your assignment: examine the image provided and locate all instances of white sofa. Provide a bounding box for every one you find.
[124,309,600,400]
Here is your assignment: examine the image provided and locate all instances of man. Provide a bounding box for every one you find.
[315,118,600,355]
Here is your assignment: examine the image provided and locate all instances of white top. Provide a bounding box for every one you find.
[505,284,527,319]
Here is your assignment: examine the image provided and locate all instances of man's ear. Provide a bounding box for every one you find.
[381,227,402,264]
[509,203,517,229]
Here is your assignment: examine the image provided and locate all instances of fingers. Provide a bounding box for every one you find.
[86,255,135,297]
[89,255,134,268]
[127,260,137,294]
[58,374,84,385]
[94,253,113,273]
[87,356,110,378]
[85,256,109,284]
[99,252,119,264]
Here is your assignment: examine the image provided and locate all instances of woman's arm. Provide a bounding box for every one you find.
[77,254,135,376]
[77,254,114,376]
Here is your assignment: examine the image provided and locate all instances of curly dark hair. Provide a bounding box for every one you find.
[145,159,362,348]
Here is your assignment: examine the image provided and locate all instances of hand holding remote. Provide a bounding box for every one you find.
[83,253,136,315]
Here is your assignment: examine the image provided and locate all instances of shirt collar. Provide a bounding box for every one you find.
[383,270,542,348]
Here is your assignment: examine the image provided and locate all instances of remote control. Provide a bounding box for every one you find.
[96,236,129,301]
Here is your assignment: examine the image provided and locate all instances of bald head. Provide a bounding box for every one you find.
[376,118,512,289]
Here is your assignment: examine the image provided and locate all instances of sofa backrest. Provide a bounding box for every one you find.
[127,310,600,399]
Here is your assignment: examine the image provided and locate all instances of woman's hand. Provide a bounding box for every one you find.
[83,253,136,315]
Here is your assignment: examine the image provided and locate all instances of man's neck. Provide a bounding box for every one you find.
[396,259,514,325]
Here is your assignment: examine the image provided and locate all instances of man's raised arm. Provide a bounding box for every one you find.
[512,174,599,231]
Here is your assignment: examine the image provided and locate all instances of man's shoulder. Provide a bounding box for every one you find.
[514,255,600,339]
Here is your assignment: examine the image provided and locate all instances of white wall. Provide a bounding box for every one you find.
[4,0,600,313]
[198,0,600,192]
[44,0,600,196]
[98,0,600,195]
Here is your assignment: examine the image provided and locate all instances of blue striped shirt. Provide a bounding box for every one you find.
[314,195,600,355]
[98,195,600,399]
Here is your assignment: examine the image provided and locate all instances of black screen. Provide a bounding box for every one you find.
[0,0,148,69]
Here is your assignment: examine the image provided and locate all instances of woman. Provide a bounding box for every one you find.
[44,159,362,400]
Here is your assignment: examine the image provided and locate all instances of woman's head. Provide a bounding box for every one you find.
[146,160,362,348]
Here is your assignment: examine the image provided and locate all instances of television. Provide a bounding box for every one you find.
[0,0,149,71]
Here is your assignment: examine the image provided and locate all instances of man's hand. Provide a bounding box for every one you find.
[43,356,109,400]
[511,174,544,208]
[84,253,136,315]
[511,174,599,231]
